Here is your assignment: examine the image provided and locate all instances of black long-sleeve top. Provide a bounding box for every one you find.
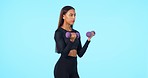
[54,27,90,58]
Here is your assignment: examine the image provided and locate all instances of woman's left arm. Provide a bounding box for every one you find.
[77,38,90,58]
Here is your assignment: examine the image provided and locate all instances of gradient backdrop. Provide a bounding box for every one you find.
[0,0,148,78]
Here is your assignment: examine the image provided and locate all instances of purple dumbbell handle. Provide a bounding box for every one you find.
[86,31,95,37]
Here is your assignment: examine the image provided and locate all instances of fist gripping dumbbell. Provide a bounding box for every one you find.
[86,31,95,38]
[65,32,80,38]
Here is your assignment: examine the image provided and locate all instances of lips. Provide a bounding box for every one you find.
[72,20,75,23]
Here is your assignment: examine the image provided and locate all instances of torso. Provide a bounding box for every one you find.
[60,27,78,57]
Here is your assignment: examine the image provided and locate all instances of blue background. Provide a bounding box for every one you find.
[0,0,148,78]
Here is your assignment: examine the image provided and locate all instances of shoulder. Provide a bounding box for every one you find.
[54,28,66,37]
[55,28,61,32]
[55,28,64,33]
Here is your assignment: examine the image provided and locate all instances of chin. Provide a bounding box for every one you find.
[70,22,75,25]
[70,23,74,26]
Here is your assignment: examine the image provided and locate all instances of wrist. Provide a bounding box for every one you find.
[70,39,75,42]
[88,38,91,41]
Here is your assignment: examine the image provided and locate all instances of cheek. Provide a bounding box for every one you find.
[65,18,73,22]
[64,16,75,24]
[64,16,70,20]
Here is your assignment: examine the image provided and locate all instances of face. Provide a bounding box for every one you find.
[63,9,76,25]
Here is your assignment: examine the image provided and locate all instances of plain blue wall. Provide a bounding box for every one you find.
[0,0,148,78]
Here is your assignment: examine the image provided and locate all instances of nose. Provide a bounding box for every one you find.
[72,15,76,19]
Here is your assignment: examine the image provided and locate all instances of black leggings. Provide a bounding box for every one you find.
[54,56,79,78]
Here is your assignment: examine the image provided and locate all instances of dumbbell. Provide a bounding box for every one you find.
[86,31,95,38]
[65,32,80,38]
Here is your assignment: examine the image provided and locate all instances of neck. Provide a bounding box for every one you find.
[62,22,72,31]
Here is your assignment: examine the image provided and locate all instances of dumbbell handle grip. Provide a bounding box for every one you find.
[86,31,95,37]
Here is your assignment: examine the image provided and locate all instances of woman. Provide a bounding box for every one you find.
[54,6,93,78]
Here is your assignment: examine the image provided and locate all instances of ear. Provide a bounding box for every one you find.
[63,15,65,19]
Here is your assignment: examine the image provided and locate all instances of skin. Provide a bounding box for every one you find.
[61,9,93,57]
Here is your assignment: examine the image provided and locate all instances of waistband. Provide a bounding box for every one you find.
[60,55,77,60]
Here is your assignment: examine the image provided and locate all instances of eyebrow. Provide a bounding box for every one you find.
[69,13,76,15]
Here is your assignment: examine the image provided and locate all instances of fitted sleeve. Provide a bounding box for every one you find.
[77,38,90,57]
[54,30,75,57]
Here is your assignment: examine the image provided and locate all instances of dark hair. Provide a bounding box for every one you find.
[58,6,75,28]
[55,6,75,53]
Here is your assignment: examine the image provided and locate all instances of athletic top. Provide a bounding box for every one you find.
[54,27,90,58]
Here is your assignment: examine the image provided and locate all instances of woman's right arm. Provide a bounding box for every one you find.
[54,30,74,57]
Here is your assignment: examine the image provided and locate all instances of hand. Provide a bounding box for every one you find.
[87,31,95,41]
[88,36,92,41]
[70,32,77,42]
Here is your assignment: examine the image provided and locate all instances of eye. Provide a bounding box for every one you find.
[68,13,76,17]
[69,14,73,16]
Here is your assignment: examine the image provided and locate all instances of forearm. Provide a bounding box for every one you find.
[78,40,90,57]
